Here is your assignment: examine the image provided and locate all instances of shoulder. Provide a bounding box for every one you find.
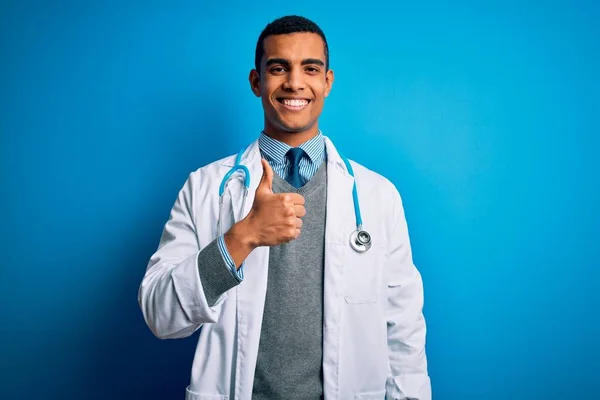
[188,153,237,182]
[348,159,400,200]
[175,153,237,196]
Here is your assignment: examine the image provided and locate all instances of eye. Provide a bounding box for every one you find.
[270,66,287,74]
[305,66,320,74]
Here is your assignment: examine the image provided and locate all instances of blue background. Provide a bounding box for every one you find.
[1,0,599,399]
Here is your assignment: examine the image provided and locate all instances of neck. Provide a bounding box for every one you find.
[263,124,320,148]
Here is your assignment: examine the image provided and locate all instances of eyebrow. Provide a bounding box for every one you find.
[265,58,325,67]
[302,58,325,67]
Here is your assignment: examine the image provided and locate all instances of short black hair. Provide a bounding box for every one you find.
[254,15,329,74]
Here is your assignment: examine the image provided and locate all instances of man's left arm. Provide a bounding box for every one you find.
[385,188,431,400]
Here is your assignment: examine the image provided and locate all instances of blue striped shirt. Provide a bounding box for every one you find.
[217,131,327,282]
[258,131,326,185]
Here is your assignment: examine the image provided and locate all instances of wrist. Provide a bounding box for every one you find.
[226,218,259,251]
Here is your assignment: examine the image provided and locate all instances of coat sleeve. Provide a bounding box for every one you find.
[385,188,431,400]
[138,171,233,339]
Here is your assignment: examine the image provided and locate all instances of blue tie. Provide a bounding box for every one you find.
[285,148,305,188]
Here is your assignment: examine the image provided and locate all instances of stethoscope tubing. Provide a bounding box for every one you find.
[218,145,371,252]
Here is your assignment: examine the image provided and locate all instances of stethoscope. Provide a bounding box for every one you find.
[218,146,372,253]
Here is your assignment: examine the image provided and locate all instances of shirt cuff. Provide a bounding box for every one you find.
[217,235,244,282]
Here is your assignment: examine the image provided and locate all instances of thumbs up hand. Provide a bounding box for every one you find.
[245,159,306,246]
[223,159,306,268]
[255,158,275,195]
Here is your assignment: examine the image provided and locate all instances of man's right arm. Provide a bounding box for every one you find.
[199,222,258,307]
[138,160,305,339]
[138,172,243,339]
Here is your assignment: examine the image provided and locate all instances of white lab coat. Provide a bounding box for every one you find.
[138,136,431,400]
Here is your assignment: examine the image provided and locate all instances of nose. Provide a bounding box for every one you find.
[282,68,305,91]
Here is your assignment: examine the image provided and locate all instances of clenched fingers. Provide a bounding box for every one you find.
[294,205,306,217]
[280,193,305,206]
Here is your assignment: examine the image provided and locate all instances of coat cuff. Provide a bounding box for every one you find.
[386,373,431,400]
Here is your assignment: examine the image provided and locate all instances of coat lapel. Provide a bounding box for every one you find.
[322,137,356,400]
[221,140,271,399]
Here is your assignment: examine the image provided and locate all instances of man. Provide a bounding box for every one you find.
[139,15,431,400]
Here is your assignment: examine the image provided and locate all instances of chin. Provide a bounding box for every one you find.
[277,119,315,133]
[280,125,311,133]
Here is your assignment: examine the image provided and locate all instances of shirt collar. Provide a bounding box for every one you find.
[258,130,325,165]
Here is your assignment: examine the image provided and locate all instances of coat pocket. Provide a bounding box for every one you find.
[342,245,384,304]
[354,389,386,399]
[185,386,228,400]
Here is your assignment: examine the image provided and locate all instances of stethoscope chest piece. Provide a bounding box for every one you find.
[350,229,372,253]
[222,145,373,252]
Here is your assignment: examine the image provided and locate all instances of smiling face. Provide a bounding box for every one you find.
[249,32,334,147]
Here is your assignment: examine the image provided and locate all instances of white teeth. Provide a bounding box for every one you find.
[282,99,308,107]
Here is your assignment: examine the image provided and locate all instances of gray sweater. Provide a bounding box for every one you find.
[197,162,327,399]
[252,161,327,400]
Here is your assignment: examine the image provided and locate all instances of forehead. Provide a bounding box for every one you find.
[262,32,326,63]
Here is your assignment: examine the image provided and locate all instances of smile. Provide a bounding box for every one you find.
[277,98,310,110]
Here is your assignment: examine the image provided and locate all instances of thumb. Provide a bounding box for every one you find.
[257,158,273,193]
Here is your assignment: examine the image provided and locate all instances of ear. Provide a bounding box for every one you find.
[324,69,334,98]
[249,69,261,97]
